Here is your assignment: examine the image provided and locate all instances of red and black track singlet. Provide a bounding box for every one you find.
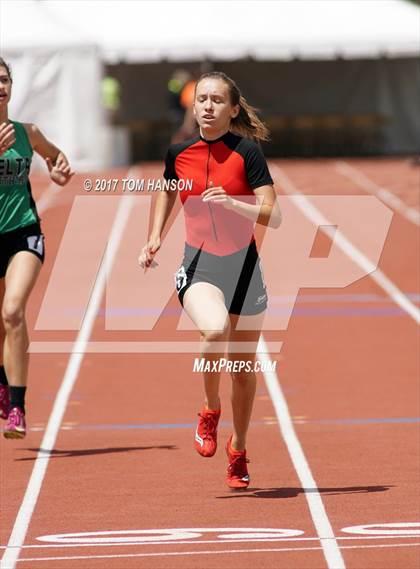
[163,131,273,256]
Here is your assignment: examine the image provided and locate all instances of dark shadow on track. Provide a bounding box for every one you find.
[16,445,178,460]
[216,485,392,499]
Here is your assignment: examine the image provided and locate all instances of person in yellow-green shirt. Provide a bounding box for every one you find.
[0,57,74,439]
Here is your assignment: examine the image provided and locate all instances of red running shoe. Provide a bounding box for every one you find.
[226,435,250,489]
[194,407,221,457]
[0,384,10,420]
[4,407,26,439]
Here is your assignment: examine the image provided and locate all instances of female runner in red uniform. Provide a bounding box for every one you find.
[139,71,281,488]
[0,58,74,438]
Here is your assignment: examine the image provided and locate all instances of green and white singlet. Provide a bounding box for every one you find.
[0,121,39,234]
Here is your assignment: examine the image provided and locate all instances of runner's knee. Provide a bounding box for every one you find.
[201,323,230,345]
[230,369,255,383]
[2,298,25,330]
[227,354,256,383]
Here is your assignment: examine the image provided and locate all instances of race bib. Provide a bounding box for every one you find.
[174,265,187,291]
[27,235,44,256]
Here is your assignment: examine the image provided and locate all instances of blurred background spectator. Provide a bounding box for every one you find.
[167,68,198,143]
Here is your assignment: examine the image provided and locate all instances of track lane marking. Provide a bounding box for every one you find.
[1,533,418,550]
[258,336,345,569]
[270,163,420,325]
[36,182,64,216]
[0,170,138,569]
[15,542,420,563]
[335,161,420,227]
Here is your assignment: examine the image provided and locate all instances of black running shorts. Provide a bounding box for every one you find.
[0,223,45,278]
[175,240,267,316]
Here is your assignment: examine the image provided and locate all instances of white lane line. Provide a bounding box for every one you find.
[0,175,137,569]
[258,336,345,569]
[270,164,420,325]
[36,182,63,216]
[1,534,418,550]
[15,542,420,563]
[335,161,420,227]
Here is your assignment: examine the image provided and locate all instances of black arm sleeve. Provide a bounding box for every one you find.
[244,143,273,190]
[163,146,179,181]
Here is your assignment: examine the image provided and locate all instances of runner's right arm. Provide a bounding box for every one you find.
[138,190,177,269]
[138,147,178,269]
[0,122,15,155]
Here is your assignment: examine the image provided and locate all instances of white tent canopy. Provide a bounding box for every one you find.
[1,0,419,166]
[0,1,104,171]
[44,0,420,63]
[0,0,91,52]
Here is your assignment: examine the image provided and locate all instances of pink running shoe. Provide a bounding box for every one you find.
[4,407,26,439]
[0,384,10,420]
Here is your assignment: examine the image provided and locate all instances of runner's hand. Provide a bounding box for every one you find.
[202,185,234,209]
[138,236,161,270]
[46,153,74,186]
[0,122,15,155]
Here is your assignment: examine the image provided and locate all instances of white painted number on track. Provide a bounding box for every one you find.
[342,523,420,536]
[35,524,420,548]
[37,528,304,545]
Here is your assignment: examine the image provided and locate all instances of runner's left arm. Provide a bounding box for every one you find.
[202,184,282,228]
[202,140,281,227]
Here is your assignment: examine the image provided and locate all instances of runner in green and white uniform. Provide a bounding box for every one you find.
[0,120,39,233]
[0,57,74,439]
